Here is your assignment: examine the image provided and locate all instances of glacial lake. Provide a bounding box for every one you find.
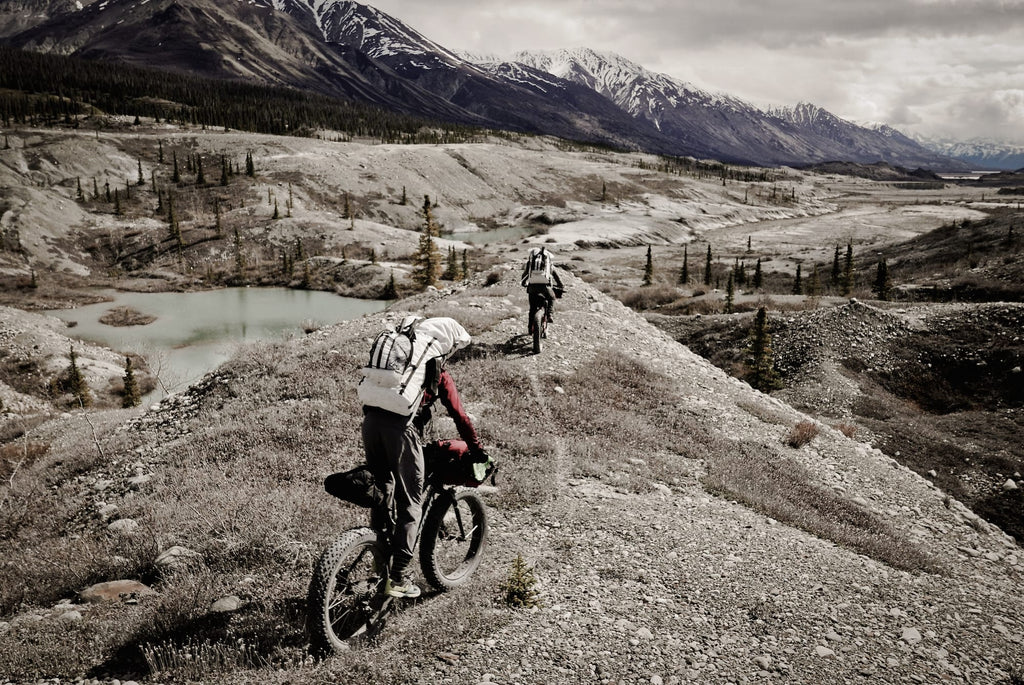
[50,287,389,402]
[449,226,536,244]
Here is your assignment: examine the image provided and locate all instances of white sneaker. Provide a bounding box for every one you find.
[384,577,421,598]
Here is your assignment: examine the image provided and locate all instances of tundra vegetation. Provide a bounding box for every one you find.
[0,90,1021,681]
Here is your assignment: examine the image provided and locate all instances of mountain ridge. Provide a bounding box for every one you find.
[3,0,967,169]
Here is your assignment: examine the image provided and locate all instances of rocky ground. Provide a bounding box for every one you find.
[1,126,1023,684]
[4,272,1019,684]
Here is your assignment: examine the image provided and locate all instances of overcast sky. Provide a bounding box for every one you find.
[366,0,1024,146]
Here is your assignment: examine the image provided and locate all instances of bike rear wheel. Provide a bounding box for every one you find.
[419,490,488,591]
[532,307,545,354]
[307,527,390,655]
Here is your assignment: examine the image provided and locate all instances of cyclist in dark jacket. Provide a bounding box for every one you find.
[520,246,564,323]
[362,316,485,599]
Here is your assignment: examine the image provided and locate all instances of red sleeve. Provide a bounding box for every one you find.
[436,370,483,453]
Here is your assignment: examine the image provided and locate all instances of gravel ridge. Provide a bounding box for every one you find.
[376,274,1023,684]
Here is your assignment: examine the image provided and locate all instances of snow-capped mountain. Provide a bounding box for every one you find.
[266,0,463,66]
[912,137,1024,171]
[1,0,969,168]
[494,49,960,168]
[0,0,95,39]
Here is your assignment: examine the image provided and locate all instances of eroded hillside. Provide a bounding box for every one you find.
[1,270,1022,683]
[0,126,835,305]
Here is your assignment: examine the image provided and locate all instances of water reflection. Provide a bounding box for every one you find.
[50,287,388,401]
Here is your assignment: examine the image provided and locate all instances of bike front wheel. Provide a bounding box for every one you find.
[419,490,488,591]
[307,527,389,656]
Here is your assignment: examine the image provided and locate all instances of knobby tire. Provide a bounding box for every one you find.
[307,527,390,656]
[419,489,488,591]
[532,307,545,354]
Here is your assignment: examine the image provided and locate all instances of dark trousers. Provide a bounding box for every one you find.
[362,407,424,580]
[527,284,555,322]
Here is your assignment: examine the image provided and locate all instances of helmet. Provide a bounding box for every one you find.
[397,315,423,339]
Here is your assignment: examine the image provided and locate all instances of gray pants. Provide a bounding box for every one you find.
[362,407,424,580]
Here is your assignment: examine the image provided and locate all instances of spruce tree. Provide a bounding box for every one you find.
[809,266,821,296]
[196,156,205,186]
[382,271,398,299]
[725,272,735,313]
[273,199,279,220]
[412,234,441,289]
[104,180,111,202]
[122,356,140,408]
[65,346,92,408]
[703,244,713,286]
[245,151,255,177]
[422,195,437,237]
[443,246,459,280]
[643,245,653,286]
[93,178,99,201]
[461,249,469,279]
[172,151,180,183]
[158,140,164,164]
[831,245,841,288]
[234,226,245,279]
[746,307,781,392]
[76,177,84,202]
[792,264,802,295]
[113,189,122,216]
[841,241,855,296]
[872,258,891,301]
[753,258,763,289]
[166,193,176,230]
[400,186,407,205]
[137,159,145,186]
[220,155,229,186]
[679,245,689,285]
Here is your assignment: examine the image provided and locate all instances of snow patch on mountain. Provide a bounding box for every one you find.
[509,48,747,117]
[912,135,1024,171]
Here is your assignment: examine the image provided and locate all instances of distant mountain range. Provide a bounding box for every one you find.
[911,137,1024,172]
[2,0,972,170]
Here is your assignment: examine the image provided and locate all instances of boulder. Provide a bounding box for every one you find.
[210,595,243,613]
[107,518,139,535]
[79,579,157,604]
[154,545,203,570]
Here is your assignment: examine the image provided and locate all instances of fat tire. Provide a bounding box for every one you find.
[419,490,488,591]
[532,308,544,354]
[307,527,389,656]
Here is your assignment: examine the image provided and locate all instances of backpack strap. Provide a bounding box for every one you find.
[398,334,439,393]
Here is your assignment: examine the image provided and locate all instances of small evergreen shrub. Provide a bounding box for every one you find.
[500,554,540,609]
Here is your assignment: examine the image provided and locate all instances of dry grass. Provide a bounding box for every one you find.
[548,349,711,492]
[785,420,820,448]
[0,280,948,681]
[833,422,858,438]
[615,284,684,311]
[703,444,940,573]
